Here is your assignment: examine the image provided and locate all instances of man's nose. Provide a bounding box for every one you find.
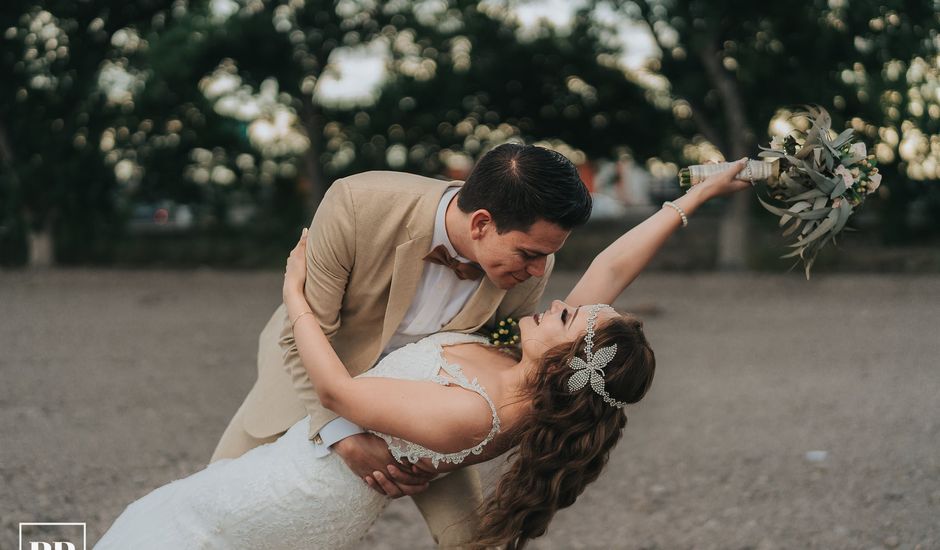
[525,256,547,277]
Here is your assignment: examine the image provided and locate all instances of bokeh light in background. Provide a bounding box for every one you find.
[1,0,938,267]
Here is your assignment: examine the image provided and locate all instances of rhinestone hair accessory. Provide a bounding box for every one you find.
[567,304,628,409]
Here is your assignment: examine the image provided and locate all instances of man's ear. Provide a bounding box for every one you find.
[468,209,494,240]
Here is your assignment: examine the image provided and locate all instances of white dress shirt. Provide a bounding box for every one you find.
[313,186,482,455]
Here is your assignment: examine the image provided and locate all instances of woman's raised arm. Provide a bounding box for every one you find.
[565,160,752,307]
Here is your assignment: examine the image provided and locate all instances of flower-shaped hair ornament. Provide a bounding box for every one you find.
[566,304,629,409]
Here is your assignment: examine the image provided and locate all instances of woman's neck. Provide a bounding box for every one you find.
[492,353,537,421]
[442,343,535,417]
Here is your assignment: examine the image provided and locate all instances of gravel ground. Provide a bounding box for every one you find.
[2,269,938,550]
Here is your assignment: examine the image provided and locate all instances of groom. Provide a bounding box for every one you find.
[211,143,592,547]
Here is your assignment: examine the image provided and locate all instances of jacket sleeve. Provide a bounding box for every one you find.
[279,179,357,438]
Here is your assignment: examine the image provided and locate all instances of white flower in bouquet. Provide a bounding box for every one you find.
[849,142,867,159]
[834,165,855,188]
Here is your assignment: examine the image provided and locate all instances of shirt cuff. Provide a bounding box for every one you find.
[312,417,364,456]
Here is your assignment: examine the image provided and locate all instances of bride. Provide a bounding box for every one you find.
[95,161,751,550]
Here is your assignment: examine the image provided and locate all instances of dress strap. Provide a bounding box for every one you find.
[371,332,501,469]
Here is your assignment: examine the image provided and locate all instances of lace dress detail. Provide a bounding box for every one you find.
[366,333,501,468]
[360,332,500,468]
[95,331,498,550]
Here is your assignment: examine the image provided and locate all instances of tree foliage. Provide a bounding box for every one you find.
[1,0,937,266]
[613,0,940,252]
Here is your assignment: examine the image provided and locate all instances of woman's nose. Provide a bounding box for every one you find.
[550,300,566,311]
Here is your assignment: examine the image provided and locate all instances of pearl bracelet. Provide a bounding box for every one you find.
[662,201,688,227]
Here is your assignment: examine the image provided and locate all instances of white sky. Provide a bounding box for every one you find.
[316,1,656,104]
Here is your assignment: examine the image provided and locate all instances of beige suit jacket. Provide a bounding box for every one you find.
[240,171,553,439]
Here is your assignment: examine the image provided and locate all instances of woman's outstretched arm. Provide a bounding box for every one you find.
[282,232,494,456]
[565,160,752,307]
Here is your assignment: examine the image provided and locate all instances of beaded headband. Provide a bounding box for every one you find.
[567,304,628,409]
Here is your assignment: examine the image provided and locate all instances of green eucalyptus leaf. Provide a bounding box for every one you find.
[831,128,855,149]
[804,261,814,280]
[788,188,828,202]
[832,200,853,234]
[807,169,836,193]
[782,177,801,191]
[785,155,805,169]
[780,202,811,226]
[796,208,832,220]
[801,209,839,244]
[789,201,813,212]
[780,172,805,190]
[782,218,803,237]
[796,141,816,159]
[757,196,793,217]
[799,220,819,238]
[830,178,846,198]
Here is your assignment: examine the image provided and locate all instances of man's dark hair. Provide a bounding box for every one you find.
[456,143,592,233]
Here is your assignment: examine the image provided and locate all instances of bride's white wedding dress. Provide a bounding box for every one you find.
[95,332,498,550]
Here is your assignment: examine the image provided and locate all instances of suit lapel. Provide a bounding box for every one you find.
[380,236,431,348]
[377,179,459,350]
[441,276,506,332]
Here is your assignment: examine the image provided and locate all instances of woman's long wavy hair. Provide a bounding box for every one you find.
[474,313,656,550]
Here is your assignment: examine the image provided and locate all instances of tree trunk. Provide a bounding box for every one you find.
[0,116,37,267]
[298,96,327,216]
[700,41,754,270]
[28,223,54,267]
[0,118,13,168]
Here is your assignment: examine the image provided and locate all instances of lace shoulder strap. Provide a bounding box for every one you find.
[371,332,501,469]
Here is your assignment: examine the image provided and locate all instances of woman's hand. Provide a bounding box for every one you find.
[696,158,754,201]
[283,228,308,300]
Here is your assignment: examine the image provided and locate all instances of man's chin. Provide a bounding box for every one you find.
[486,274,518,290]
[505,274,530,289]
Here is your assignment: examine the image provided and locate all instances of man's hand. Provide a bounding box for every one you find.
[332,433,435,498]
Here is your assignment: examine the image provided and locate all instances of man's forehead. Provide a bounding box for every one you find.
[514,220,569,251]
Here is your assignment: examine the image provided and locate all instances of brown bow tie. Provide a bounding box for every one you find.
[422,244,485,281]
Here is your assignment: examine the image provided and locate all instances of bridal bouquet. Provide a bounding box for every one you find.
[679,107,882,279]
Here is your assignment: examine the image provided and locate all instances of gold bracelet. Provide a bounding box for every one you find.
[291,311,314,330]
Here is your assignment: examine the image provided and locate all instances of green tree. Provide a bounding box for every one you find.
[322,2,671,178]
[0,1,169,265]
[604,0,940,265]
